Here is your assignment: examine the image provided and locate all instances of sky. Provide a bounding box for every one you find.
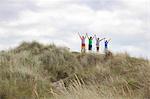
[0,0,149,59]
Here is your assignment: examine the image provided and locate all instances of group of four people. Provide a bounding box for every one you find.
[78,33,111,53]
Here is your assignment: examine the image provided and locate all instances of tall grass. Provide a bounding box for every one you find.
[0,41,149,99]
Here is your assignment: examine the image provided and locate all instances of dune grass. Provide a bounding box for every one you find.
[0,41,149,99]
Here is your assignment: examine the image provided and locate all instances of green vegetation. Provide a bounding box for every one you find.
[0,41,149,99]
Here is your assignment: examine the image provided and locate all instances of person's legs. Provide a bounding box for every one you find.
[89,45,92,51]
[81,48,83,53]
[88,44,90,51]
[83,45,86,53]
[97,47,99,52]
[105,48,108,54]
[81,44,86,53]
[83,47,86,53]
[81,45,83,52]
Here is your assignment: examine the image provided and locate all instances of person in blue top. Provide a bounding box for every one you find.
[104,38,111,54]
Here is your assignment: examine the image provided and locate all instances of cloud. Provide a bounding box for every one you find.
[0,0,38,21]
[73,0,122,11]
[0,0,149,58]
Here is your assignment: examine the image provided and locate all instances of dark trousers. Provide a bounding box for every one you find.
[96,47,99,52]
[88,45,92,50]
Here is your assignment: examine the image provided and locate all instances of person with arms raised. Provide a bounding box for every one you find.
[94,34,105,52]
[104,38,111,54]
[86,33,94,52]
[78,32,86,53]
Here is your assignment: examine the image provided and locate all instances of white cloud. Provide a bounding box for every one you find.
[0,0,149,58]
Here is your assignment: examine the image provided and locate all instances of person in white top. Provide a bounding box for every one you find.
[94,34,105,52]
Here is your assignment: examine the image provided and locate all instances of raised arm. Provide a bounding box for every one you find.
[94,35,97,40]
[86,33,90,39]
[84,34,87,39]
[100,38,105,42]
[92,35,95,39]
[104,38,106,42]
[94,34,97,39]
[108,38,111,42]
[78,32,82,39]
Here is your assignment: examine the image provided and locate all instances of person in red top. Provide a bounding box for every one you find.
[78,32,86,53]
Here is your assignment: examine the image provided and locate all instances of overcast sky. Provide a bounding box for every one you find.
[0,0,149,58]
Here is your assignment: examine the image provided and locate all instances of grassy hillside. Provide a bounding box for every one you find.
[0,41,149,99]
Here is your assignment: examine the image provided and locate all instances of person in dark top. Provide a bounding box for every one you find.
[104,38,111,54]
